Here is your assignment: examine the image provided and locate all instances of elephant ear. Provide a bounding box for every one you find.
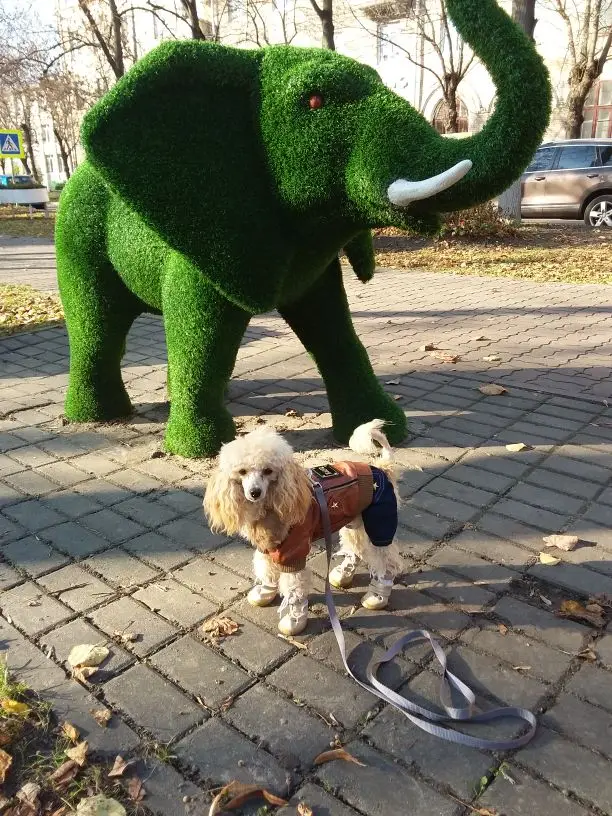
[81,41,286,314]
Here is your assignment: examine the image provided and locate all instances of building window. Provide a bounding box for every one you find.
[45,156,54,174]
[582,79,612,138]
[432,98,469,133]
[41,124,51,143]
[377,20,405,64]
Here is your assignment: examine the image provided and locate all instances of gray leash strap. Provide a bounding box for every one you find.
[312,480,537,751]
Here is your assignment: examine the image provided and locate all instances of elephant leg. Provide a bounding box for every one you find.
[58,252,141,422]
[279,259,407,445]
[162,259,250,457]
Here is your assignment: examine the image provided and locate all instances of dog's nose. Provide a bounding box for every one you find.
[249,487,262,499]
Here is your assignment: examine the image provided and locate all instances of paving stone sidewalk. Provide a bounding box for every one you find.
[1,250,612,815]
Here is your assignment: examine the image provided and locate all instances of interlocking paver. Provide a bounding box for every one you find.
[2,534,68,576]
[278,784,360,816]
[88,596,176,656]
[176,718,292,794]
[268,654,376,729]
[104,663,202,741]
[315,740,457,816]
[493,596,589,652]
[39,521,110,558]
[517,726,612,813]
[40,617,133,680]
[84,546,158,587]
[0,580,72,635]
[4,252,612,809]
[480,768,591,816]
[224,683,333,770]
[365,704,494,799]
[133,578,216,626]
[172,558,250,604]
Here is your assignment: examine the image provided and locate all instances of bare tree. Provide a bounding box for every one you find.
[350,0,474,133]
[76,0,127,79]
[243,0,298,46]
[546,0,612,138]
[498,0,536,220]
[308,0,335,50]
[37,73,93,179]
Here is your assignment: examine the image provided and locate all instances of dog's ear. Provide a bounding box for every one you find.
[269,460,312,527]
[203,468,244,536]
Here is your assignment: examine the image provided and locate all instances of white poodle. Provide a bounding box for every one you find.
[204,419,403,636]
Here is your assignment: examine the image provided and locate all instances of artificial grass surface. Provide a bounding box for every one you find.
[56,0,550,457]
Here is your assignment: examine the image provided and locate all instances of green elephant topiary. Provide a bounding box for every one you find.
[56,0,550,458]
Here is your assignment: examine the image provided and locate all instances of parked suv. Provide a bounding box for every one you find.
[521,139,612,227]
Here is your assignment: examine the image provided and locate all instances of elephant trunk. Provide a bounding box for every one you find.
[395,0,551,214]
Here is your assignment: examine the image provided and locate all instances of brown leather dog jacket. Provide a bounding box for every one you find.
[260,461,374,573]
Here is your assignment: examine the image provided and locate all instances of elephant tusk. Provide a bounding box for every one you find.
[387,159,473,207]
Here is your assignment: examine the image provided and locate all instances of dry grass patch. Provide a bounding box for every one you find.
[0,284,64,336]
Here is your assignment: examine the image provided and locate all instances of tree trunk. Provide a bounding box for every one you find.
[54,126,72,179]
[497,0,536,220]
[181,0,206,39]
[309,0,335,50]
[443,79,459,133]
[108,0,125,77]
[20,120,40,182]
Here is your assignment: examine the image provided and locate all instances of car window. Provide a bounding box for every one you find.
[525,148,556,173]
[556,145,599,169]
[600,146,612,167]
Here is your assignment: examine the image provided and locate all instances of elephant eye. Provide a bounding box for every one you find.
[238,468,247,476]
[308,93,324,110]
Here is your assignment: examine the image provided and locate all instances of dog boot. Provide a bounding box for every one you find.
[278,591,309,636]
[247,583,278,607]
[329,551,360,589]
[361,577,394,610]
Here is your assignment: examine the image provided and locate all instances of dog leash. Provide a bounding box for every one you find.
[311,479,537,750]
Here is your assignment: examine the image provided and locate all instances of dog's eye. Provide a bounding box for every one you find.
[263,468,273,476]
[238,469,247,476]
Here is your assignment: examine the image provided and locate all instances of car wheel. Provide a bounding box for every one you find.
[584,195,612,228]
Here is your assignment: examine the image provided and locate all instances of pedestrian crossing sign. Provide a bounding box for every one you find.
[0,129,25,158]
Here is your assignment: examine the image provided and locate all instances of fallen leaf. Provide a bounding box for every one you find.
[482,354,501,362]
[385,378,400,385]
[430,350,459,363]
[512,665,531,671]
[112,630,137,644]
[219,695,235,713]
[478,383,506,395]
[285,409,302,418]
[65,740,89,767]
[16,781,41,807]
[558,599,606,628]
[75,794,126,816]
[127,776,145,802]
[539,552,560,565]
[421,343,437,351]
[277,633,308,650]
[68,644,109,670]
[0,748,12,783]
[505,442,529,452]
[62,721,80,743]
[48,759,79,789]
[297,804,314,816]
[586,602,605,614]
[91,709,112,727]
[313,748,366,767]
[1,699,29,716]
[474,335,489,341]
[539,594,553,606]
[0,794,10,812]
[74,665,99,683]
[223,782,287,810]
[473,809,498,816]
[107,755,133,778]
[200,616,241,645]
[542,534,579,552]
[150,450,165,459]
[393,394,402,401]
[497,623,509,635]
[577,647,598,662]
[591,593,612,609]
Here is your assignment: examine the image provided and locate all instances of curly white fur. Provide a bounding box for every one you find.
[204,419,404,629]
